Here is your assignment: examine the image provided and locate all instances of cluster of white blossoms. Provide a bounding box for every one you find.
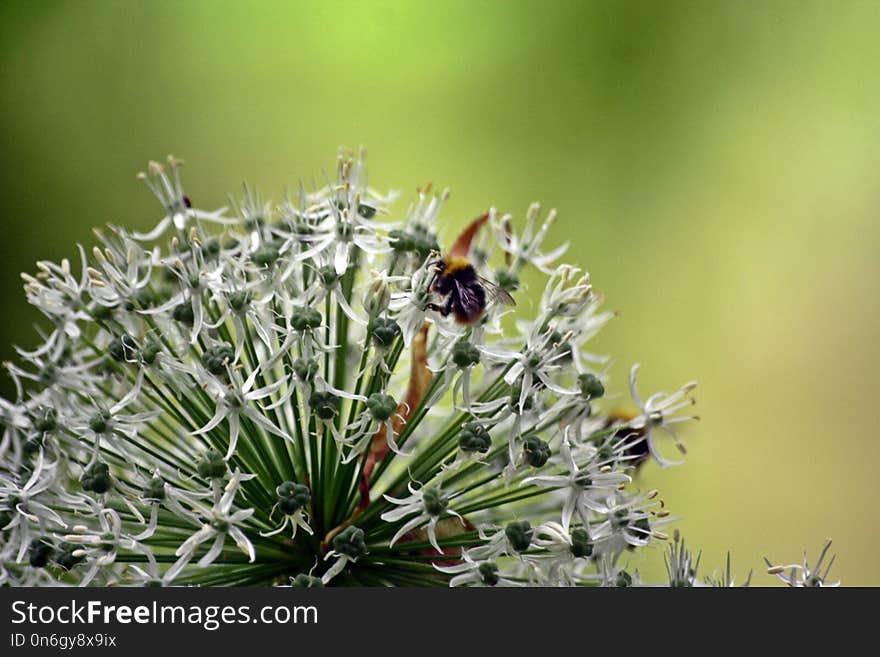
[0,151,836,587]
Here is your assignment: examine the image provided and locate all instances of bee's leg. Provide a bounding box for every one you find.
[425,302,451,317]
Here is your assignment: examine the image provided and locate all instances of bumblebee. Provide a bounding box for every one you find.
[426,255,515,324]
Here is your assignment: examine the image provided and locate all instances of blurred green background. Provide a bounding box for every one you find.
[2,0,878,584]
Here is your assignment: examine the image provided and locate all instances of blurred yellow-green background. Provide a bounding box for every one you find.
[2,0,878,584]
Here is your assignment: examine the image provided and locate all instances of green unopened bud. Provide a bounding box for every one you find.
[570,527,593,558]
[145,476,165,501]
[252,243,280,267]
[201,236,221,259]
[125,287,155,311]
[616,570,633,587]
[495,268,519,291]
[172,303,194,325]
[357,203,377,219]
[505,521,533,553]
[523,436,551,467]
[318,266,339,286]
[81,462,112,494]
[244,215,265,231]
[411,226,440,257]
[201,343,235,376]
[277,481,311,515]
[211,519,230,532]
[108,334,139,362]
[89,409,112,434]
[370,317,401,348]
[197,450,227,479]
[33,407,58,433]
[28,537,53,568]
[578,373,605,399]
[509,382,534,411]
[292,573,324,587]
[291,308,323,331]
[389,229,416,253]
[632,516,651,537]
[56,542,85,571]
[367,393,397,422]
[332,525,367,559]
[422,488,448,516]
[458,422,491,454]
[451,341,481,368]
[478,562,499,586]
[38,363,57,385]
[23,436,44,455]
[141,340,161,365]
[309,391,340,421]
[90,303,114,320]
[228,290,251,312]
[293,358,319,383]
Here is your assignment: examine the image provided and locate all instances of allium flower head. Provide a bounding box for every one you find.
[0,149,831,587]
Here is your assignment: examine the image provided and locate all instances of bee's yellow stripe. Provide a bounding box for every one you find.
[443,256,471,274]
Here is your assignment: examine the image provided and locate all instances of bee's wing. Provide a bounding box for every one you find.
[477,275,516,306]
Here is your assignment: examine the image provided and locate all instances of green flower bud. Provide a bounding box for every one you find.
[332,525,367,559]
[108,334,139,362]
[291,573,324,587]
[293,358,319,383]
[81,462,112,494]
[451,341,481,368]
[478,562,499,586]
[367,393,397,422]
[125,287,155,311]
[244,215,265,231]
[172,302,194,325]
[632,516,651,537]
[570,527,593,558]
[197,450,227,479]
[228,290,251,312]
[28,537,53,568]
[495,268,520,292]
[509,382,534,411]
[201,343,235,376]
[56,541,84,571]
[370,317,401,348]
[145,476,166,501]
[23,436,44,455]
[505,521,533,553]
[90,303,115,320]
[32,407,58,433]
[578,373,605,399]
[38,363,57,385]
[318,266,339,286]
[290,308,323,331]
[277,481,311,515]
[141,340,162,365]
[389,229,416,253]
[201,236,221,259]
[309,391,340,421]
[89,409,112,434]
[252,243,280,267]
[458,422,491,454]
[357,203,377,219]
[523,436,551,467]
[616,570,633,587]
[422,488,448,516]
